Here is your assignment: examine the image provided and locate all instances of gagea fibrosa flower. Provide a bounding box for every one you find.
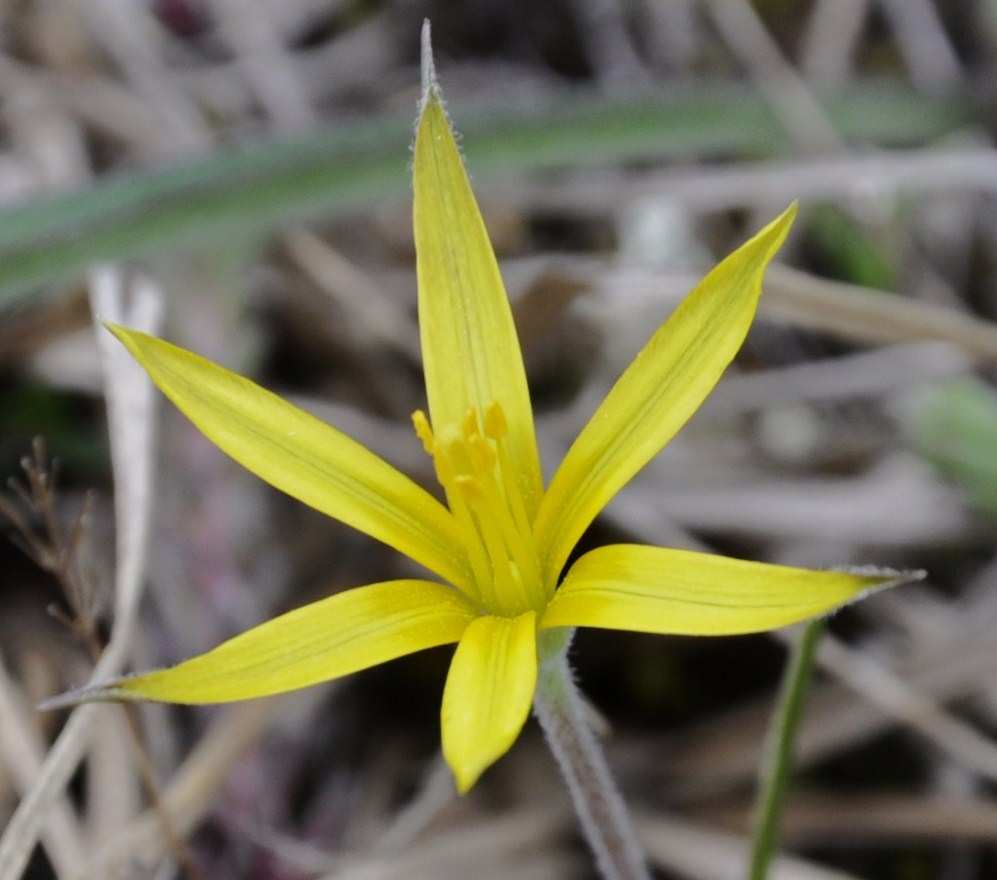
[56,37,913,794]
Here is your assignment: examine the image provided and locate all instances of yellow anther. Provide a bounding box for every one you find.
[483,401,507,440]
[410,402,544,616]
[433,450,455,486]
[461,409,481,441]
[441,432,473,477]
[411,410,435,454]
[467,432,496,474]
[455,474,485,505]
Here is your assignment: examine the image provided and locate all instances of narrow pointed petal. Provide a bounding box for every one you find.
[413,83,542,518]
[534,206,796,584]
[47,580,477,706]
[107,325,472,591]
[441,611,537,793]
[541,544,919,635]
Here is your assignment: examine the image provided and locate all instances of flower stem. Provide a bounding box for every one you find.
[533,628,651,880]
[748,618,825,880]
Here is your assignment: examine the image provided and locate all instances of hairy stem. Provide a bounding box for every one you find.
[533,628,650,880]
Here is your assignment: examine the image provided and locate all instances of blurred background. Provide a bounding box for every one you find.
[2,1,997,878]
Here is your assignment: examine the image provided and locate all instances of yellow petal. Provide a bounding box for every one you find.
[413,83,542,519]
[441,611,537,793]
[533,206,796,585]
[51,580,476,705]
[542,544,916,635]
[107,325,473,591]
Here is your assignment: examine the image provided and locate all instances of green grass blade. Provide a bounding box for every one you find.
[0,83,975,306]
[908,377,997,521]
[748,618,825,880]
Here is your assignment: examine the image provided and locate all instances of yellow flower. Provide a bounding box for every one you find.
[64,64,909,794]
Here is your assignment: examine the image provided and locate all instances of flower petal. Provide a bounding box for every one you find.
[107,325,472,591]
[413,82,542,518]
[533,206,796,584]
[542,544,917,635]
[48,580,477,706]
[441,611,537,793]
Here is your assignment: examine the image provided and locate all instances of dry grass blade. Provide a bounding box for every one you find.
[763,265,997,361]
[634,813,863,880]
[83,0,210,154]
[212,0,316,132]
[635,464,969,547]
[89,267,161,624]
[877,0,962,89]
[316,807,572,880]
[0,657,85,879]
[376,755,459,852]
[1,4,993,878]
[728,792,997,846]
[660,568,997,799]
[800,0,869,83]
[70,696,292,879]
[707,342,971,413]
[282,229,421,360]
[703,0,844,153]
[779,630,997,785]
[0,268,161,880]
[511,149,997,215]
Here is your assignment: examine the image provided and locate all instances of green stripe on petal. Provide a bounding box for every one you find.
[55,580,476,705]
[107,325,473,591]
[441,611,538,793]
[414,89,543,519]
[542,544,917,635]
[533,206,796,585]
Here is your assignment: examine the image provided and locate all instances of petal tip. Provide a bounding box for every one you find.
[102,320,129,342]
[415,22,453,154]
[765,202,799,249]
[857,565,927,589]
[822,565,927,618]
[838,564,926,584]
[449,758,485,795]
[38,680,132,712]
[102,321,147,359]
[441,710,505,795]
[37,691,79,712]
[419,19,440,110]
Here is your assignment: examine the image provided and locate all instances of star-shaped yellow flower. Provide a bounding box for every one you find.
[61,55,909,794]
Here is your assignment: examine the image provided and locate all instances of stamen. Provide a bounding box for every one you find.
[411,402,546,615]
[412,410,435,454]
[444,482,494,608]
[492,439,546,596]
[467,432,496,474]
[483,401,507,439]
[462,409,481,439]
[483,402,546,599]
[441,428,471,475]
[455,474,484,505]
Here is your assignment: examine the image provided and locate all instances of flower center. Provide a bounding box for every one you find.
[413,402,546,616]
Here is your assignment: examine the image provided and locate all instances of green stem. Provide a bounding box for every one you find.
[748,618,825,880]
[533,628,650,880]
